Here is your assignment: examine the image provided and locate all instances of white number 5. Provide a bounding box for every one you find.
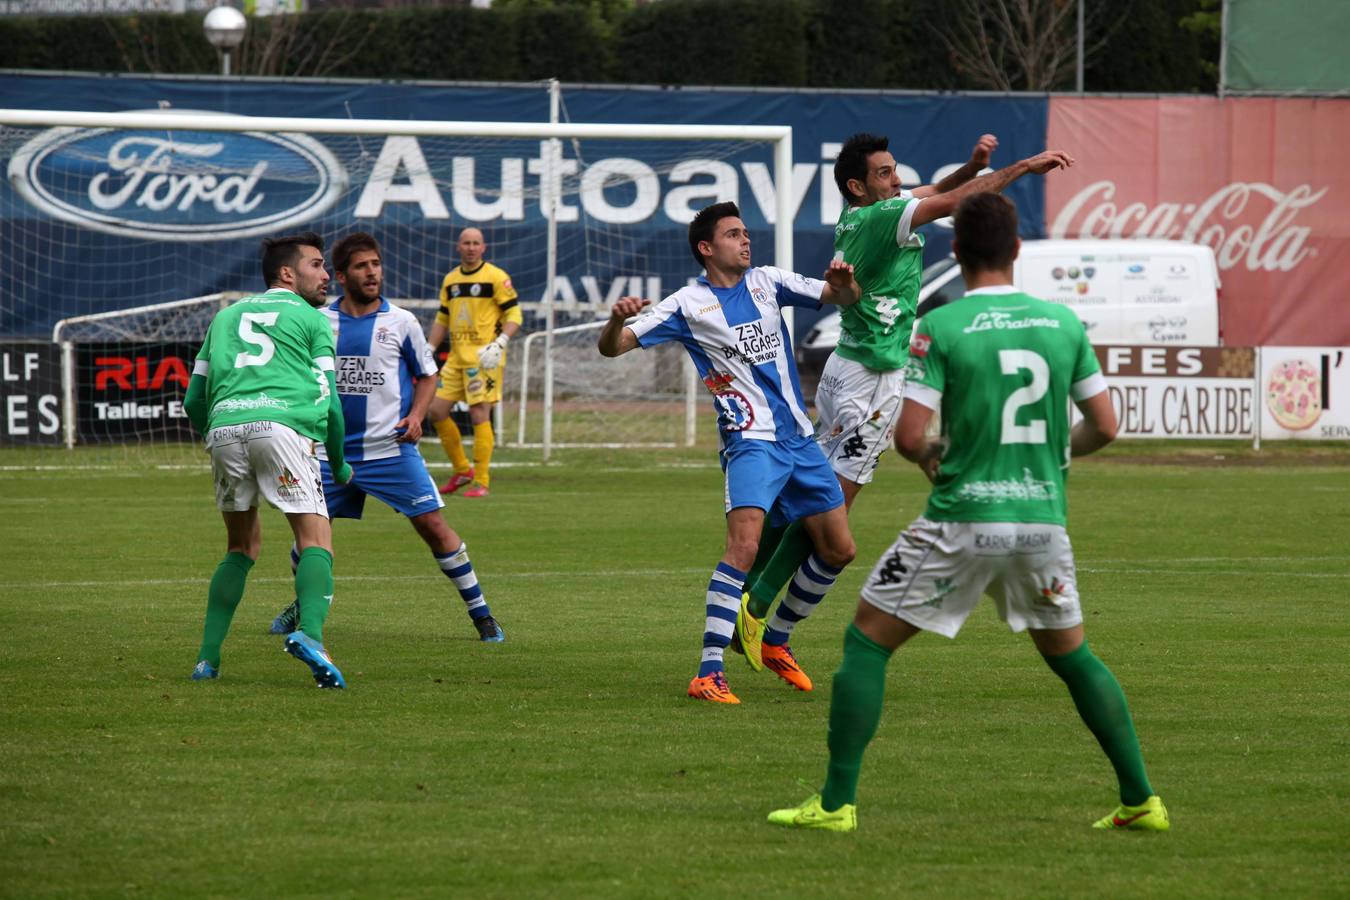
[999,349,1048,444]
[234,312,279,368]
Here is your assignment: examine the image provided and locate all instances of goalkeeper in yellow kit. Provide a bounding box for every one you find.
[426,227,522,498]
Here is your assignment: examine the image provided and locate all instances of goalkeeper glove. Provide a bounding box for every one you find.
[477,334,509,371]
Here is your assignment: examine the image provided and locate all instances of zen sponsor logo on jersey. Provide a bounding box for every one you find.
[336,356,386,394]
[962,311,1062,334]
[722,320,782,365]
[7,113,347,241]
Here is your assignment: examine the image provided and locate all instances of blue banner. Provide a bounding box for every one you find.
[0,73,1048,338]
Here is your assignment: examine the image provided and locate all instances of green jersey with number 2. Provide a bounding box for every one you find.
[833,195,926,371]
[904,288,1104,526]
[195,288,337,440]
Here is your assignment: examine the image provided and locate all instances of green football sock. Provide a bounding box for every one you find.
[294,546,335,643]
[744,520,788,594]
[747,519,813,619]
[197,552,254,669]
[821,623,893,811]
[1042,642,1155,806]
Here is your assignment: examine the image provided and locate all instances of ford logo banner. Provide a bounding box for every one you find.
[7,113,347,242]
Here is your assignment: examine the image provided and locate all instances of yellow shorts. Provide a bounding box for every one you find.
[436,362,504,405]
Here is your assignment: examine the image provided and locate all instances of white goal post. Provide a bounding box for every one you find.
[0,102,794,459]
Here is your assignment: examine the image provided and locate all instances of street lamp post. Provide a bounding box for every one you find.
[203,6,247,77]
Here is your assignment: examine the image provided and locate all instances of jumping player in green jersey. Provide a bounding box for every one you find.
[768,193,1167,834]
[736,134,1075,685]
[183,231,355,689]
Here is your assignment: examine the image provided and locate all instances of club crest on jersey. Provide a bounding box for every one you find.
[702,370,754,432]
[910,334,931,358]
[375,326,391,343]
[750,286,770,307]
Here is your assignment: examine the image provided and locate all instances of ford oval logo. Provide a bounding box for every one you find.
[7,113,347,242]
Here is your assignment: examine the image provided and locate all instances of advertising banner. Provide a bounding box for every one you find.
[1259,347,1350,440]
[1046,96,1350,348]
[1096,345,1256,439]
[76,342,197,442]
[0,73,1048,339]
[0,342,62,445]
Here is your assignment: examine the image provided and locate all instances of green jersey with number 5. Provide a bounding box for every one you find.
[833,195,925,371]
[903,287,1105,526]
[194,288,337,440]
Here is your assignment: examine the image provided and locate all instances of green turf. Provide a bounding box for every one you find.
[1,442,1347,898]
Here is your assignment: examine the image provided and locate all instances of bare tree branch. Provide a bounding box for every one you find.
[929,0,1136,92]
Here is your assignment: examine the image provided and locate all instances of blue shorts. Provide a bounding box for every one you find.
[720,434,844,527]
[320,453,445,520]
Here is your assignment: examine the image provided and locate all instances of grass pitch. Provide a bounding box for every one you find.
[1,442,1347,898]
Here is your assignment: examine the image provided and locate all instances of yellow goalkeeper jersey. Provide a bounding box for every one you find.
[435,261,522,368]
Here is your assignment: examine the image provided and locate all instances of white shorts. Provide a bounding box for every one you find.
[207,420,328,516]
[860,517,1083,638]
[814,352,903,486]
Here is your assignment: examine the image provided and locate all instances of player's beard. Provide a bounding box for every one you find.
[298,280,329,307]
[346,281,381,307]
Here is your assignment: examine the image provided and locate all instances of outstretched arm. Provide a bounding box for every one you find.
[909,134,998,199]
[597,297,650,357]
[818,258,860,307]
[910,150,1075,228]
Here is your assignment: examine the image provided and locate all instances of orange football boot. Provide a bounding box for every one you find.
[687,671,740,704]
[761,643,813,691]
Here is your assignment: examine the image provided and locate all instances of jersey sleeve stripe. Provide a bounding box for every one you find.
[896,197,922,246]
[192,359,209,376]
[903,381,942,410]
[498,298,519,311]
[313,355,336,372]
[1071,371,1109,402]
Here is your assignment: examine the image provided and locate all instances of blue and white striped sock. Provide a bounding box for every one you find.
[699,561,745,677]
[290,543,300,575]
[436,543,490,620]
[764,553,842,647]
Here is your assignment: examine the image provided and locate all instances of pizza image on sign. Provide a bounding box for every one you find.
[1265,359,1322,430]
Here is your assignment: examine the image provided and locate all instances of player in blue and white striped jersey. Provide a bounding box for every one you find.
[598,202,860,703]
[269,232,505,643]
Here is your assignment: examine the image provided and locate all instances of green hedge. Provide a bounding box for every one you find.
[0,0,1217,93]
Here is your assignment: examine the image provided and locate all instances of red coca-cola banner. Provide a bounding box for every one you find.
[1046,97,1350,347]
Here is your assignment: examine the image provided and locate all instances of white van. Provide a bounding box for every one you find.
[798,239,1222,381]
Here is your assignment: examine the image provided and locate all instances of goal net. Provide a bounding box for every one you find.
[0,104,793,461]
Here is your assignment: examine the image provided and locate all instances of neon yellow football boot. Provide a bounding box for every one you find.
[1092,795,1170,831]
[735,592,765,672]
[767,793,857,833]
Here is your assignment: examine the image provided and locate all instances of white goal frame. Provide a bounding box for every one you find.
[0,104,795,459]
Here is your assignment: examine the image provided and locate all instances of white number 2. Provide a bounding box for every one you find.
[234,312,279,368]
[999,349,1048,444]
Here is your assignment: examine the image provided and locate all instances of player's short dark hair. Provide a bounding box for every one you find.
[687,201,741,267]
[332,232,381,275]
[261,231,324,287]
[953,193,1020,272]
[834,133,890,204]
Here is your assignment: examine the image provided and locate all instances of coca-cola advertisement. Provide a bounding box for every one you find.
[1046,97,1350,347]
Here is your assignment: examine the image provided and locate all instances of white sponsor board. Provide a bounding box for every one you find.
[1259,347,1350,440]
[1095,346,1256,439]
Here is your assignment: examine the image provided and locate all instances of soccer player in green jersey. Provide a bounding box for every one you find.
[736,134,1075,685]
[769,193,1167,833]
[183,232,355,689]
